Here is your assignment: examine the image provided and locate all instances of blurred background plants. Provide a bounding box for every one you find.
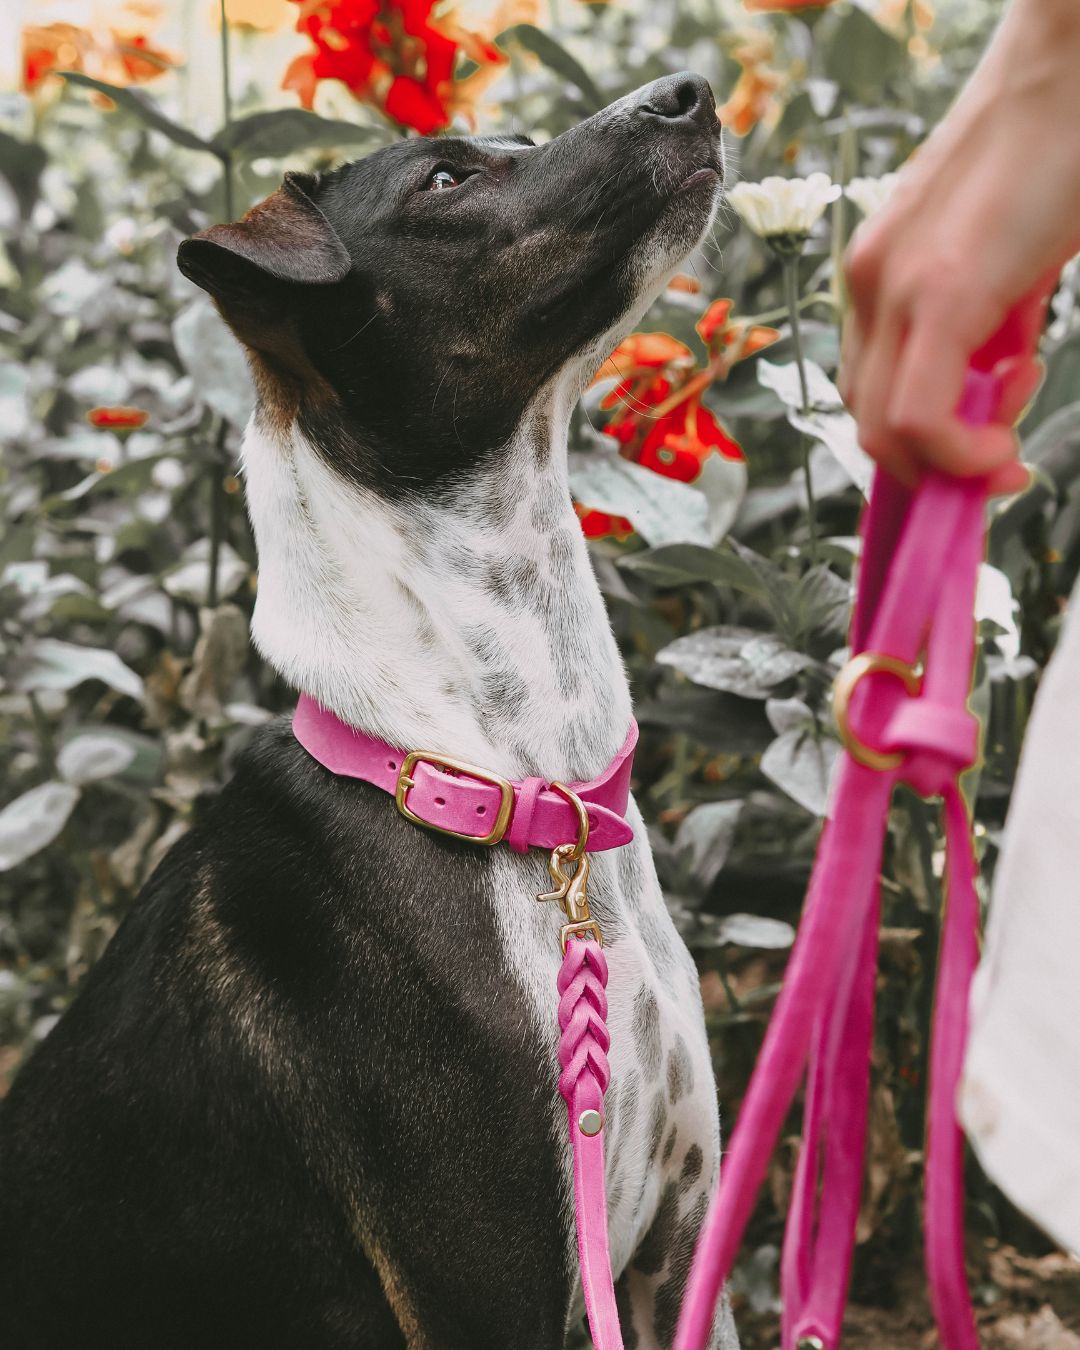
[4,0,1080,1344]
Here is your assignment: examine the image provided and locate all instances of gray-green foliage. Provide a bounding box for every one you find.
[3,0,1079,1333]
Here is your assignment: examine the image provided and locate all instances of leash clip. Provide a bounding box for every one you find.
[536,783,603,951]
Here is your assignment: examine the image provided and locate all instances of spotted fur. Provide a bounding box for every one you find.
[1,74,737,1350]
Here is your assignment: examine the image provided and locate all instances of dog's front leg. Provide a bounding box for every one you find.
[614,1180,740,1350]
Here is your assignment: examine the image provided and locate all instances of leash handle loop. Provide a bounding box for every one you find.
[674,324,1035,1350]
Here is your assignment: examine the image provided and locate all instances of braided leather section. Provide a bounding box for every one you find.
[557,939,611,1109]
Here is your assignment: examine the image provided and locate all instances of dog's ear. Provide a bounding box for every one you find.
[177,172,351,305]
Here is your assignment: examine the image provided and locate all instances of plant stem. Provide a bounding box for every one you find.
[782,252,818,560]
[219,0,235,221]
[207,418,228,609]
[208,0,235,611]
[746,291,838,327]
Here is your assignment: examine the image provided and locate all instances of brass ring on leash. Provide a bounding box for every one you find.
[832,651,921,773]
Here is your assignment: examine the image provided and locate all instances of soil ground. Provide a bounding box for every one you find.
[734,1245,1080,1349]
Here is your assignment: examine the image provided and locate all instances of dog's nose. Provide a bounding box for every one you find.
[636,73,716,129]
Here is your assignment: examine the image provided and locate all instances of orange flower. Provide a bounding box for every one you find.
[744,0,838,10]
[667,273,701,294]
[22,7,177,94]
[595,332,694,390]
[86,405,149,430]
[718,33,785,136]
[283,0,506,134]
[696,299,780,361]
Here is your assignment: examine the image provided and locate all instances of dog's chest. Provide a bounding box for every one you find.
[488,802,719,1278]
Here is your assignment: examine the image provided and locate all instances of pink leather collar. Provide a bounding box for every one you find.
[292,694,637,853]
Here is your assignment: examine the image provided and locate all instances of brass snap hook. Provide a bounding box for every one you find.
[536,783,602,950]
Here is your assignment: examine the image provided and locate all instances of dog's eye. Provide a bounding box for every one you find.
[426,168,463,191]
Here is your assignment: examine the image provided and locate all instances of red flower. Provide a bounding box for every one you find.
[86,405,149,430]
[575,504,633,541]
[696,299,780,360]
[574,329,748,540]
[284,0,505,134]
[637,400,744,483]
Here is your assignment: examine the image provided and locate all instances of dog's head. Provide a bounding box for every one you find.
[178,73,722,492]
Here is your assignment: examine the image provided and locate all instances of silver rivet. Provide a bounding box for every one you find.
[578,1109,603,1137]
[797,1338,825,1350]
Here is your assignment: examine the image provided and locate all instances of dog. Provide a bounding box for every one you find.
[0,73,738,1350]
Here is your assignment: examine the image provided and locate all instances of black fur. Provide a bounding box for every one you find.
[1,724,570,1348]
[177,72,722,496]
[0,73,723,1349]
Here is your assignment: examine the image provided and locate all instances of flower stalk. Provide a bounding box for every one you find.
[781,252,818,560]
[208,0,235,611]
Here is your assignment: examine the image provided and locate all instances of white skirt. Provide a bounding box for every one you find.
[960,595,1080,1254]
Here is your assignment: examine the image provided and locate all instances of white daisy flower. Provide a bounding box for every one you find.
[728,173,842,244]
[845,174,900,219]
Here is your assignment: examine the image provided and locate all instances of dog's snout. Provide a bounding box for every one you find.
[636,73,716,129]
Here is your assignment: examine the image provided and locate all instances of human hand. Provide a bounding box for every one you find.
[840,0,1080,494]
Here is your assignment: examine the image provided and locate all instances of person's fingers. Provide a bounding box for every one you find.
[838,314,861,409]
[986,460,1032,497]
[850,308,906,463]
[841,220,885,407]
[902,419,1020,479]
[871,445,920,488]
[994,355,1044,425]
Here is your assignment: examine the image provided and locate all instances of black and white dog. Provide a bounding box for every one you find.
[0,74,737,1350]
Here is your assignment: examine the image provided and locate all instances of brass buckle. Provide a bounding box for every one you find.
[832,651,921,772]
[395,751,514,846]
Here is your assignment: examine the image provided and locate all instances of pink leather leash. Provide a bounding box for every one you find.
[675,327,1028,1350]
[558,938,624,1349]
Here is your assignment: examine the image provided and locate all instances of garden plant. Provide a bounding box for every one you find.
[3,0,1080,1344]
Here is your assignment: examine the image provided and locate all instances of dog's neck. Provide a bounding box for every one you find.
[241,379,632,783]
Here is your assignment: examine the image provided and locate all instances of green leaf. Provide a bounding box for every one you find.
[0,783,81,872]
[569,449,711,547]
[211,109,379,160]
[57,732,138,786]
[822,6,906,105]
[15,639,144,702]
[709,913,795,950]
[0,129,48,218]
[657,626,809,699]
[675,800,743,891]
[1024,336,1080,438]
[788,565,851,643]
[61,73,216,156]
[500,25,604,110]
[761,728,839,817]
[172,297,255,428]
[620,542,768,594]
[757,357,843,413]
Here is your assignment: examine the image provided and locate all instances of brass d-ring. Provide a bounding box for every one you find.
[548,781,590,860]
[832,651,921,772]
